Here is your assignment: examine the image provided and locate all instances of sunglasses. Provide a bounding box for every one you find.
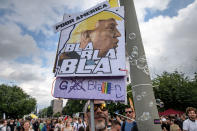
[87,103,107,112]
[125,111,133,114]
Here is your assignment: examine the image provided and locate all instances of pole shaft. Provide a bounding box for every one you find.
[120,0,162,130]
[90,100,95,131]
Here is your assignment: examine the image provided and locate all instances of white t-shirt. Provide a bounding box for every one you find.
[183,119,197,131]
[73,122,86,131]
[0,126,10,131]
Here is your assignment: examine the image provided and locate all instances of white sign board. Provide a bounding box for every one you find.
[53,4,125,77]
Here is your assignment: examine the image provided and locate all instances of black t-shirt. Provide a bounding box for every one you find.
[161,123,170,131]
[8,123,16,131]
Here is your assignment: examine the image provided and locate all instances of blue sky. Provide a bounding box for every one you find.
[144,0,194,21]
[0,0,197,109]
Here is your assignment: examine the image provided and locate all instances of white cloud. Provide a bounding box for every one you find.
[140,0,197,78]
[0,23,40,60]
[0,58,55,109]
[0,0,105,37]
[134,0,171,21]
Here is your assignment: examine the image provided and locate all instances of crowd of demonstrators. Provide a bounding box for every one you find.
[0,115,88,131]
[1,105,197,131]
[84,100,138,131]
[160,107,197,131]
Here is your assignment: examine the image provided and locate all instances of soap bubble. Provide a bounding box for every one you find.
[136,56,147,70]
[136,95,142,101]
[129,33,136,40]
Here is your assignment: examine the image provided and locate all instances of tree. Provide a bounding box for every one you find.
[152,71,197,111]
[47,106,53,117]
[53,112,61,117]
[62,100,87,116]
[38,106,53,118]
[0,84,36,119]
[38,108,47,118]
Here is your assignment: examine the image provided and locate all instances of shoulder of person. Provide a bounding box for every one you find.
[183,119,190,123]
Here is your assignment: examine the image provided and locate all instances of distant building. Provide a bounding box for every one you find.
[51,98,63,115]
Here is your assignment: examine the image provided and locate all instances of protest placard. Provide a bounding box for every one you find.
[54,77,126,101]
[53,1,126,101]
[53,5,125,77]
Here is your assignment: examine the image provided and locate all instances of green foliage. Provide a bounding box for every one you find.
[38,108,47,118]
[47,106,53,117]
[153,71,197,111]
[0,84,36,119]
[38,106,53,118]
[53,112,62,117]
[107,101,127,118]
[62,100,87,116]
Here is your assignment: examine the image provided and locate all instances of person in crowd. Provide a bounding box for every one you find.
[170,118,181,131]
[72,117,78,129]
[0,120,11,131]
[16,119,22,131]
[62,120,73,131]
[54,119,64,131]
[32,120,39,131]
[162,117,171,131]
[42,119,53,131]
[85,100,109,131]
[21,121,34,131]
[121,105,138,131]
[183,107,197,131]
[111,120,121,131]
[8,119,16,131]
[73,117,86,131]
[178,114,186,130]
[39,120,44,131]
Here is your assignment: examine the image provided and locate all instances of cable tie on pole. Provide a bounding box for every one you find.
[119,68,128,72]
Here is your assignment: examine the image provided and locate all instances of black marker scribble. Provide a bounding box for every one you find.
[68,79,85,93]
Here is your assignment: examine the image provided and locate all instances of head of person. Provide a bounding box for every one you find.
[3,120,7,126]
[80,18,121,57]
[73,117,78,122]
[46,119,51,125]
[65,120,71,127]
[125,105,134,120]
[186,107,197,120]
[85,100,108,130]
[23,121,30,131]
[111,120,121,131]
[78,117,82,123]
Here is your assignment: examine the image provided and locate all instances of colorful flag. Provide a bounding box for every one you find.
[101,82,111,94]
